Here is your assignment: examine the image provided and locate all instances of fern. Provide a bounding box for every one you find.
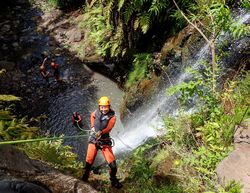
[118,0,125,11]
[22,139,83,176]
[0,110,38,141]
[149,0,168,16]
[138,13,151,33]
[110,24,124,57]
[123,3,134,24]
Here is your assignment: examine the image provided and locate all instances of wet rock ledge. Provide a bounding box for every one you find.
[0,145,97,193]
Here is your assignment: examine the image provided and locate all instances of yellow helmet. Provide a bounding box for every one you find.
[98,96,110,106]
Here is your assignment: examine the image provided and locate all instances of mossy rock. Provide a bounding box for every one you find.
[119,73,160,124]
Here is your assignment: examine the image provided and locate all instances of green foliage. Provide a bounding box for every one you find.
[0,95,21,101]
[182,0,249,40]
[80,0,197,58]
[164,67,250,191]
[150,148,169,170]
[80,3,125,57]
[22,138,83,176]
[220,180,242,193]
[192,145,232,176]
[167,64,220,108]
[170,9,187,30]
[233,71,250,108]
[127,145,154,186]
[47,0,83,9]
[230,19,250,39]
[163,114,197,149]
[125,53,153,88]
[241,0,250,9]
[0,110,38,140]
[122,143,183,193]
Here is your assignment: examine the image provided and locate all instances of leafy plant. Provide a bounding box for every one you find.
[0,95,21,101]
[47,0,83,9]
[125,53,153,88]
[22,139,83,176]
[164,69,249,191]
[0,110,38,140]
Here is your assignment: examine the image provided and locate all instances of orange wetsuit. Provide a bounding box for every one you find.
[51,61,60,81]
[85,109,116,165]
[82,108,122,188]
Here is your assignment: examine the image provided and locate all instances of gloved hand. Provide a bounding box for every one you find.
[95,131,102,138]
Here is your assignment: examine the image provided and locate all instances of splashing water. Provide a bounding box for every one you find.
[112,10,250,155]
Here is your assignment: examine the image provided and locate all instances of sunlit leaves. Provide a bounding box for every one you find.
[23,139,83,176]
[137,14,151,33]
[149,0,168,16]
[0,95,21,101]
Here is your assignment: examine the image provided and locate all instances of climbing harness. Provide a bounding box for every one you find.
[95,138,115,148]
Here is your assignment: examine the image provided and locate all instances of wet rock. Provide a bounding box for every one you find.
[160,24,198,63]
[54,47,63,56]
[67,28,82,42]
[21,53,32,61]
[0,146,98,193]
[1,44,8,50]
[1,24,11,34]
[0,180,51,193]
[216,119,250,193]
[0,61,15,71]
[153,158,174,181]
[12,42,20,50]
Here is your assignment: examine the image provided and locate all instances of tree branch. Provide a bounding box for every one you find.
[172,0,211,46]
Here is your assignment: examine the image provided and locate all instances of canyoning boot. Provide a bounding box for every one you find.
[81,170,90,182]
[110,176,123,189]
[109,161,122,188]
[82,163,91,182]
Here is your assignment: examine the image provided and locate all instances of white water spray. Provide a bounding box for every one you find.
[113,10,250,154]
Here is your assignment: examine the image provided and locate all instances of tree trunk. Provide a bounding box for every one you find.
[209,40,216,93]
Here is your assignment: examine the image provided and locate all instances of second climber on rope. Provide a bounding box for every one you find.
[81,96,122,189]
[39,53,50,86]
[72,111,83,128]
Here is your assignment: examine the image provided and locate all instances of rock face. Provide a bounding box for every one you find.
[0,145,98,193]
[216,119,250,193]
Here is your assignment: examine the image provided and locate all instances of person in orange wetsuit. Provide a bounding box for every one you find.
[50,57,60,82]
[82,96,122,189]
[39,54,50,85]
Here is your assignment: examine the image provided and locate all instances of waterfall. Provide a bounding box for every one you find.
[112,10,250,155]
[112,44,209,154]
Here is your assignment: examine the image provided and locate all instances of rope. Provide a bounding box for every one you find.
[76,122,132,149]
[76,122,92,133]
[115,133,133,150]
[0,134,89,145]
